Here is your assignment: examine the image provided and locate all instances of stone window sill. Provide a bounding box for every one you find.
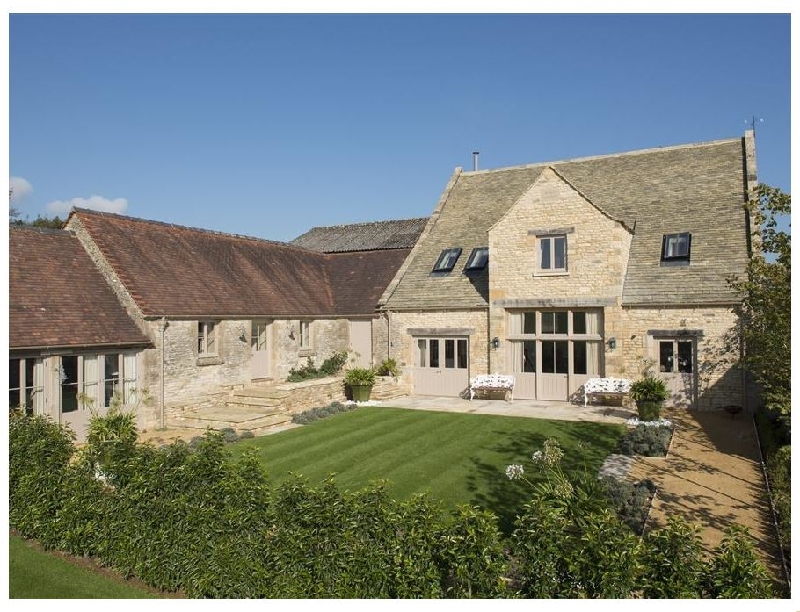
[299,349,317,358]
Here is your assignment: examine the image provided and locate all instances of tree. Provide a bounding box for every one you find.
[730,184,790,415]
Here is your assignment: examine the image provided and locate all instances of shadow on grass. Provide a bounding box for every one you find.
[465,420,625,534]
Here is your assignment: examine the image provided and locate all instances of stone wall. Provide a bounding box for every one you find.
[387,309,490,389]
[488,167,631,374]
[609,305,743,410]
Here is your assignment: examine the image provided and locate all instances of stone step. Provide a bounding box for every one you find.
[226,395,285,409]
[168,411,293,433]
[233,387,291,400]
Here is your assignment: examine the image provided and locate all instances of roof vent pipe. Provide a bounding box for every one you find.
[472,151,479,171]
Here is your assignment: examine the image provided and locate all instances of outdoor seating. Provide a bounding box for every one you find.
[584,377,631,407]
[469,373,515,401]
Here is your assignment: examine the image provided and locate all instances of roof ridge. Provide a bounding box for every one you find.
[302,217,429,231]
[70,207,318,252]
[462,135,743,176]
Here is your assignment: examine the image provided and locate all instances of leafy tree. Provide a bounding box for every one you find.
[11,214,66,229]
[730,184,791,415]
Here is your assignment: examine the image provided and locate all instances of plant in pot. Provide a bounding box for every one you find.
[344,367,376,402]
[629,373,669,421]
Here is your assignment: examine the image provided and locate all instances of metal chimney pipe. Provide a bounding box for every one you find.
[472,151,479,171]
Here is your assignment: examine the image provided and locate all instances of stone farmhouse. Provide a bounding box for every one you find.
[10,212,425,438]
[9,131,756,439]
[379,131,756,410]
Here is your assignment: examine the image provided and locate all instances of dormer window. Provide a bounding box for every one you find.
[464,247,488,271]
[432,247,462,273]
[662,233,691,264]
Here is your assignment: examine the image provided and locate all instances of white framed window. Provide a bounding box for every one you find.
[299,320,311,349]
[198,321,218,356]
[9,357,44,415]
[538,235,567,273]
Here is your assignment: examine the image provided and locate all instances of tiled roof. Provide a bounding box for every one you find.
[327,249,413,315]
[70,210,335,318]
[291,218,427,253]
[9,226,151,350]
[68,209,410,318]
[381,135,752,309]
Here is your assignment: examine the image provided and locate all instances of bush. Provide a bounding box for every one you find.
[375,358,400,377]
[703,525,774,598]
[640,516,705,598]
[601,477,657,535]
[291,401,358,424]
[767,445,790,556]
[287,351,349,382]
[619,424,673,457]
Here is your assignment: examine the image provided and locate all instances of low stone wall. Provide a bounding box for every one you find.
[274,377,347,414]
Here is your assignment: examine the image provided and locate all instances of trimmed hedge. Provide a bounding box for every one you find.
[10,411,777,599]
[619,424,674,457]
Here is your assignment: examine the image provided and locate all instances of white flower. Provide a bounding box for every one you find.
[531,450,543,463]
[505,464,525,480]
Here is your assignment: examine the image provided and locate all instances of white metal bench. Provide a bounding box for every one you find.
[469,374,515,401]
[584,377,631,407]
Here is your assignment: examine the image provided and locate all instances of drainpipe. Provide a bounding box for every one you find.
[159,317,168,429]
[386,310,391,360]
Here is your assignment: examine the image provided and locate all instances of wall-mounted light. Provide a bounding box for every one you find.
[289,326,296,341]
[238,325,248,343]
[607,337,617,350]
[491,337,500,350]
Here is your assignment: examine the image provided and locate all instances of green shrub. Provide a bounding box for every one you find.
[640,516,705,598]
[375,358,400,377]
[619,424,673,457]
[344,367,376,387]
[767,445,790,555]
[601,477,657,535]
[703,525,774,598]
[291,401,357,424]
[287,351,349,381]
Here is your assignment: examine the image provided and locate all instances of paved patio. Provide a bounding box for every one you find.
[373,394,637,424]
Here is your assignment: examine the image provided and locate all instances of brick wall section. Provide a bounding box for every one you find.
[387,310,489,389]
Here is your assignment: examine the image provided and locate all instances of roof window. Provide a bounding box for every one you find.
[661,233,691,264]
[432,247,462,273]
[464,247,489,271]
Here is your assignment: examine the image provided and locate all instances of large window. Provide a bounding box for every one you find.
[60,353,138,411]
[508,309,602,376]
[198,321,218,356]
[538,235,567,273]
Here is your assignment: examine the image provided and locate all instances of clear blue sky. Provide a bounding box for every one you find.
[8,12,792,242]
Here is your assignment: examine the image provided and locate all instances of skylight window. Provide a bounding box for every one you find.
[661,233,691,263]
[432,247,462,273]
[464,247,489,271]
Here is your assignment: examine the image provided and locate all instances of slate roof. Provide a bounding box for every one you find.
[291,218,428,253]
[9,226,151,350]
[381,135,752,310]
[68,209,409,318]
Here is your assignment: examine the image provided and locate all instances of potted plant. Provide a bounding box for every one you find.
[344,367,376,402]
[629,373,669,421]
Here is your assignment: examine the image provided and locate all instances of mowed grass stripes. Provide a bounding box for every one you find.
[231,407,625,531]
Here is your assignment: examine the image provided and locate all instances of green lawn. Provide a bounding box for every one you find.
[231,406,625,532]
[9,534,156,599]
